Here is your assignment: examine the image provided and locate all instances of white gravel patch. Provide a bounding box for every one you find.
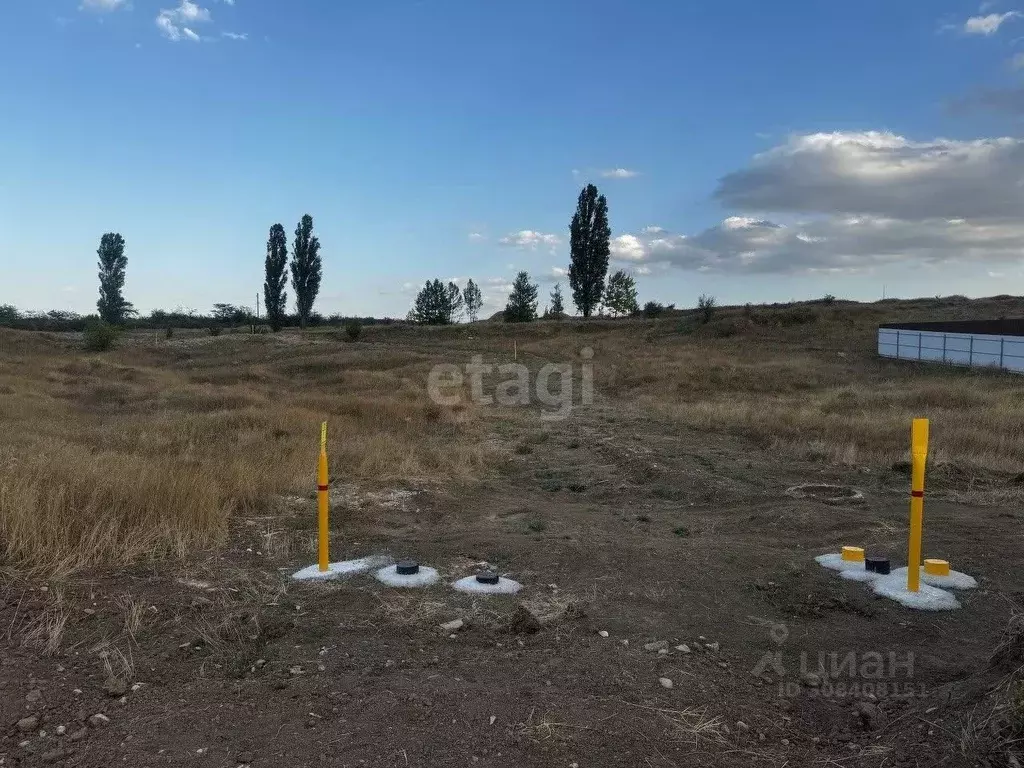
[452,576,523,595]
[292,555,391,581]
[375,564,440,588]
[871,573,961,611]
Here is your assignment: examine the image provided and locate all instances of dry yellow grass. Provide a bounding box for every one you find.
[0,330,487,575]
[3,295,1023,575]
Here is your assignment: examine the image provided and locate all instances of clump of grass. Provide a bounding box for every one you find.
[673,526,691,537]
[526,517,547,533]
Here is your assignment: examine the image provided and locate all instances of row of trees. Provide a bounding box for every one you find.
[263,215,322,331]
[407,182,629,323]
[408,279,484,324]
[85,214,325,331]
[408,267,641,325]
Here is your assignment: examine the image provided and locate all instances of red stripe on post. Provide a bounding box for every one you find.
[317,485,329,492]
[910,490,924,498]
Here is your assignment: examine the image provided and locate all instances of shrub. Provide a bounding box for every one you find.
[208,326,222,337]
[697,294,717,324]
[643,301,665,319]
[822,294,836,305]
[83,319,117,352]
[344,320,362,342]
[165,327,173,339]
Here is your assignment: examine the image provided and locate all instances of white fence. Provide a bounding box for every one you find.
[878,327,1024,373]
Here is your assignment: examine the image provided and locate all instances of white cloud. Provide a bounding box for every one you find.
[610,234,647,262]
[467,232,485,241]
[598,130,1024,276]
[157,1,211,41]
[221,31,247,40]
[964,11,1018,34]
[715,131,1024,221]
[606,216,1024,275]
[80,0,129,11]
[600,168,639,179]
[550,266,568,278]
[498,230,561,249]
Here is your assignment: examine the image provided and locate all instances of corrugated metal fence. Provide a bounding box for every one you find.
[877,327,1024,373]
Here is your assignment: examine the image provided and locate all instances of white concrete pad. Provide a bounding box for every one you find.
[887,566,978,590]
[452,576,523,595]
[840,567,881,583]
[292,555,391,582]
[375,564,440,588]
[871,573,961,611]
[815,553,868,573]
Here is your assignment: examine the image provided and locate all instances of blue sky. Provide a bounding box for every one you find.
[3,0,1024,318]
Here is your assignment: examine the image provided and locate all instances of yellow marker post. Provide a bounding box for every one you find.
[317,421,330,572]
[907,418,929,592]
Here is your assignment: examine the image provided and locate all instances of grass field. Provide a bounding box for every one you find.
[3,294,1023,575]
[3,295,1024,766]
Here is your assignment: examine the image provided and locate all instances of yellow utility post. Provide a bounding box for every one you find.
[906,418,929,592]
[318,421,330,572]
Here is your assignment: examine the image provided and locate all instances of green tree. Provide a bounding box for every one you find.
[568,184,611,318]
[96,233,134,324]
[549,283,566,318]
[412,279,454,324]
[446,281,464,323]
[463,279,483,322]
[290,214,322,329]
[603,270,638,317]
[263,223,289,332]
[0,304,19,326]
[504,271,538,323]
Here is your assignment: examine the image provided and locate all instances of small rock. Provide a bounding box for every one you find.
[675,644,691,653]
[41,749,70,764]
[17,716,39,733]
[620,639,629,646]
[68,728,88,742]
[254,659,267,669]
[736,721,749,732]
[87,714,109,728]
[598,630,609,638]
[83,609,95,616]
[644,640,668,652]
[717,661,729,668]
[237,751,254,764]
[658,677,673,689]
[289,666,304,676]
[103,677,128,697]
[781,738,790,746]
[55,725,66,736]
[489,715,496,726]
[19,740,30,748]
[440,619,464,633]
[658,648,669,656]
[26,690,42,703]
[706,642,720,652]
[130,684,142,692]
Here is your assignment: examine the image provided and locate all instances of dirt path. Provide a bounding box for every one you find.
[2,401,1020,767]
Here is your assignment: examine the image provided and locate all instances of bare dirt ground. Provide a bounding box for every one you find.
[3,306,1024,767]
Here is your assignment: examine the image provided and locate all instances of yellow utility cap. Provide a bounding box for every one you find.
[841,546,865,563]
[924,559,950,577]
